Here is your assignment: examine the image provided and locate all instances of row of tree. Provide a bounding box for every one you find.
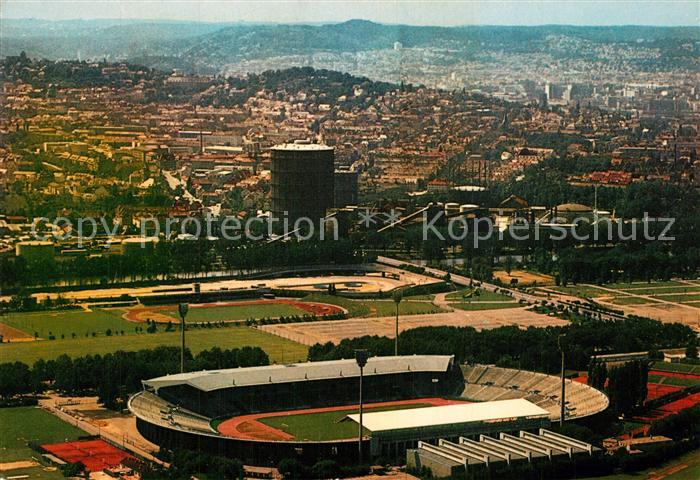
[308,317,694,374]
[0,346,269,409]
[588,359,649,414]
[0,238,363,289]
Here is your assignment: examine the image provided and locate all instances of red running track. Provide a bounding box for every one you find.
[216,397,467,442]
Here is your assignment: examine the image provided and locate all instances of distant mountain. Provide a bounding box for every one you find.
[1,19,698,73]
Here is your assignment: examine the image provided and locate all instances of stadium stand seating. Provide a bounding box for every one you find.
[460,365,608,420]
[129,391,215,434]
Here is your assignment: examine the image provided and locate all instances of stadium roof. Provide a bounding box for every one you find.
[143,355,454,393]
[347,399,549,433]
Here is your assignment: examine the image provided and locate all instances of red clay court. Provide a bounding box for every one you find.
[635,392,700,422]
[216,397,467,442]
[646,383,683,402]
[41,439,135,472]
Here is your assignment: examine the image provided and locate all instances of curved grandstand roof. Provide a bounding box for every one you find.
[143,355,454,393]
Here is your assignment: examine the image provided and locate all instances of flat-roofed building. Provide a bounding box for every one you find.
[346,399,550,458]
[407,428,599,478]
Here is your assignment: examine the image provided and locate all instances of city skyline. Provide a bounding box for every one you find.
[2,0,699,26]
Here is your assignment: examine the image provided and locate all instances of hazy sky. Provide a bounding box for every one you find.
[2,0,699,26]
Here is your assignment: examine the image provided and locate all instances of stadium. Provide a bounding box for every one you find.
[128,356,609,465]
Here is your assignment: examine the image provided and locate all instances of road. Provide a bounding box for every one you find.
[377,256,625,322]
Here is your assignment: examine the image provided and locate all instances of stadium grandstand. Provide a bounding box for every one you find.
[129,357,608,465]
[140,355,463,418]
[460,365,609,421]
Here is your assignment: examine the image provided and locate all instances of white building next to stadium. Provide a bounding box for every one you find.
[346,399,551,458]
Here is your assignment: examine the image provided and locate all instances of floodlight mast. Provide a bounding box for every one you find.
[558,333,566,426]
[179,303,189,373]
[355,349,369,465]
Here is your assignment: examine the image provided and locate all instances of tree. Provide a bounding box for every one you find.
[278,458,304,479]
[587,359,607,391]
[607,360,648,415]
[505,256,514,275]
[60,461,86,477]
[686,339,698,360]
[311,459,339,479]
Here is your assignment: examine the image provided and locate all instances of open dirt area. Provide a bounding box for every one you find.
[0,460,39,471]
[493,270,555,286]
[261,307,567,345]
[0,321,36,342]
[598,301,700,331]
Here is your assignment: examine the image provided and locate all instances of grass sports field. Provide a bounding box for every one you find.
[0,407,83,462]
[258,403,430,441]
[648,374,700,387]
[0,308,135,339]
[0,326,308,365]
[160,303,308,323]
[652,362,700,374]
[0,300,335,340]
[301,294,445,317]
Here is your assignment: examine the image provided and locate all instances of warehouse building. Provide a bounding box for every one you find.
[407,428,599,477]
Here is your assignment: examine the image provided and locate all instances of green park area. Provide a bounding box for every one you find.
[446,289,515,302]
[613,285,700,295]
[0,326,308,365]
[550,285,609,298]
[451,302,521,311]
[259,403,430,441]
[608,296,658,305]
[602,280,688,290]
[651,293,700,303]
[0,406,84,479]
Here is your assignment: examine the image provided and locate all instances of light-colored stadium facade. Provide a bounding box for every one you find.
[129,357,608,465]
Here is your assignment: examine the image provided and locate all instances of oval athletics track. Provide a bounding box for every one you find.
[123,299,347,323]
[216,397,468,442]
